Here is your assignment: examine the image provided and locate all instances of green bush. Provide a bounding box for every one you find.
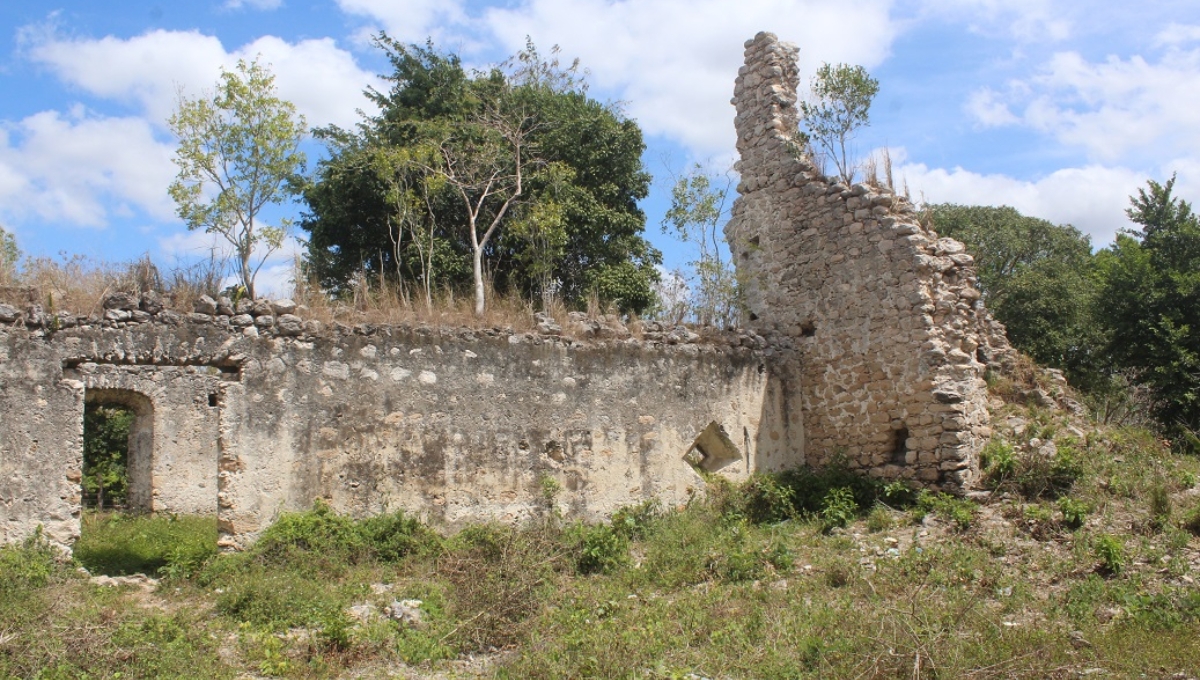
[738,475,796,524]
[779,459,884,515]
[917,491,977,531]
[819,487,858,531]
[252,501,433,567]
[1094,534,1125,575]
[1057,497,1090,530]
[571,523,629,575]
[610,500,660,539]
[980,438,1017,485]
[0,532,62,593]
[1149,484,1173,532]
[1182,499,1200,537]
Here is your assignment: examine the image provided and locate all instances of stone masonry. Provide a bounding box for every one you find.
[1,297,796,552]
[0,33,1007,553]
[727,32,997,489]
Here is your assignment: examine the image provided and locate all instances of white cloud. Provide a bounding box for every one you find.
[1155,22,1200,46]
[965,47,1200,164]
[224,0,284,10]
[898,158,1151,247]
[0,110,176,228]
[24,27,380,130]
[915,0,1071,42]
[336,0,467,44]
[481,0,899,155]
[965,87,1018,127]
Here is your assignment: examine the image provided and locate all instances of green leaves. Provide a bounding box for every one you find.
[301,37,659,314]
[1099,176,1200,450]
[168,58,306,299]
[800,63,879,183]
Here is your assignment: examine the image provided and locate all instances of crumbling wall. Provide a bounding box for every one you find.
[727,32,994,490]
[0,300,795,551]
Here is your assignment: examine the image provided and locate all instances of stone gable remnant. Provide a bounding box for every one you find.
[728,31,1003,489]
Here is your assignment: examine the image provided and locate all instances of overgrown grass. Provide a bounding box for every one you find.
[5,422,1200,678]
[75,511,218,578]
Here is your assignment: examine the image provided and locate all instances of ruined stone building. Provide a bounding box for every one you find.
[0,32,1004,552]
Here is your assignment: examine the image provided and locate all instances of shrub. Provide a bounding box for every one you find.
[1149,484,1173,532]
[1057,497,1090,530]
[1182,499,1200,537]
[819,487,857,531]
[778,459,885,516]
[916,491,977,531]
[571,523,629,575]
[0,531,61,593]
[610,500,660,539]
[866,505,893,532]
[739,475,796,524]
[980,438,1016,486]
[1094,534,1125,575]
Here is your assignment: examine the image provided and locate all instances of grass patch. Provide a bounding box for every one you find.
[75,511,218,577]
[5,437,1200,678]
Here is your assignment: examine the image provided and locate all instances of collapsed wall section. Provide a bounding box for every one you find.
[727,32,994,490]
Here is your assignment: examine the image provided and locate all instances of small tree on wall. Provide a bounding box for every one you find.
[168,58,307,300]
[800,63,879,184]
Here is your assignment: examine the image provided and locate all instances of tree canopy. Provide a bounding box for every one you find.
[926,204,1101,385]
[1097,176,1200,449]
[300,37,659,314]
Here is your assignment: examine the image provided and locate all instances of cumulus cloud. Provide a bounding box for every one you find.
[335,0,467,44]
[915,0,1072,41]
[479,0,898,155]
[897,157,1152,247]
[23,27,380,130]
[0,109,176,228]
[964,46,1200,165]
[1155,22,1200,46]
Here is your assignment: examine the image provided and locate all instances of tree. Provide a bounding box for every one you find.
[169,58,307,300]
[1097,176,1200,450]
[800,63,879,183]
[300,37,659,314]
[82,404,134,510]
[0,224,18,282]
[662,164,740,327]
[926,204,1102,386]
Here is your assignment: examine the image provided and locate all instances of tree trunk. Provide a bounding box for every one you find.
[472,247,486,316]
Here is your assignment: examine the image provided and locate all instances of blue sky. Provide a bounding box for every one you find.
[2,0,1199,296]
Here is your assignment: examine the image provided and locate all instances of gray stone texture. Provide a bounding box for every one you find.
[727,32,1003,490]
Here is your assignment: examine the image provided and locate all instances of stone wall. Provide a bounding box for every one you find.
[726,32,996,489]
[0,301,797,551]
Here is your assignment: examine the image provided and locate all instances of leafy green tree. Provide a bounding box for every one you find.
[0,224,18,281]
[800,63,879,183]
[662,164,740,327]
[1097,176,1200,450]
[300,37,659,314]
[927,204,1102,385]
[82,404,134,510]
[169,58,307,300]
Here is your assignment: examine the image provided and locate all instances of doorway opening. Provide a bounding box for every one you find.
[76,388,217,575]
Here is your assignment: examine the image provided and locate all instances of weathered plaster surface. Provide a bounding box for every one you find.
[1,317,792,551]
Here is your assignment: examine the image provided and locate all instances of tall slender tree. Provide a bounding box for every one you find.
[169,58,307,299]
